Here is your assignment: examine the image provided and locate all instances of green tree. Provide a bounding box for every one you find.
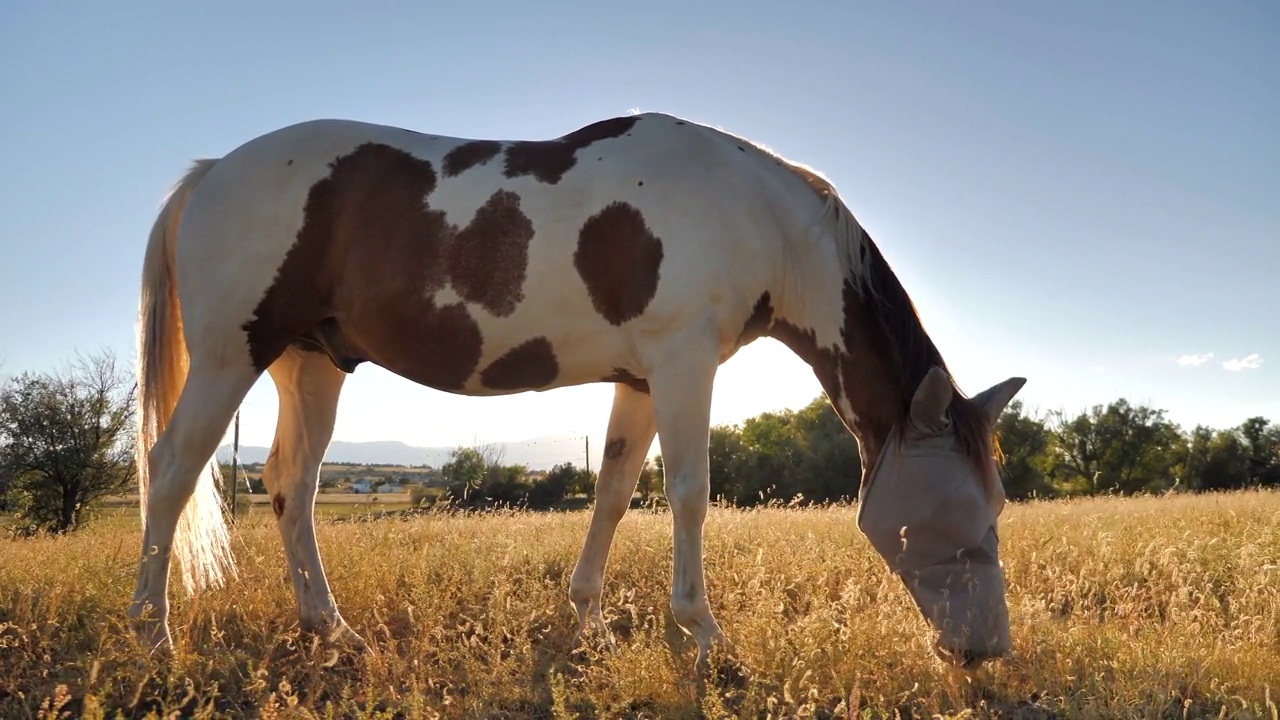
[0,465,14,512]
[791,397,861,503]
[636,458,662,505]
[736,410,806,504]
[526,467,570,508]
[216,461,250,518]
[994,400,1055,499]
[657,398,863,507]
[1239,417,1280,487]
[477,463,531,505]
[1047,399,1187,494]
[1183,425,1250,491]
[440,443,580,508]
[440,446,488,500]
[705,425,749,503]
[546,462,594,501]
[0,351,136,533]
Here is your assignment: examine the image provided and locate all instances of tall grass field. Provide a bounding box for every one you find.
[1,490,1277,718]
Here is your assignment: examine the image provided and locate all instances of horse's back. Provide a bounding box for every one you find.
[173,113,806,393]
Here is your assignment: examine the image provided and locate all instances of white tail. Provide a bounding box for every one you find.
[135,158,236,594]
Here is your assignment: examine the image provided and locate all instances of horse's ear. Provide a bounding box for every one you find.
[970,377,1027,426]
[909,366,953,432]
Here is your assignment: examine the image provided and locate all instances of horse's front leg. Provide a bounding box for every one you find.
[645,331,725,669]
[568,382,657,644]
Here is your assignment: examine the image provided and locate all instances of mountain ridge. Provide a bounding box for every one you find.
[215,435,596,470]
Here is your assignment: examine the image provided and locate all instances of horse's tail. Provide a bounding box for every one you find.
[135,158,235,594]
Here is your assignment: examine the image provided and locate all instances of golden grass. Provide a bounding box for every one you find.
[103,493,415,506]
[1,490,1277,719]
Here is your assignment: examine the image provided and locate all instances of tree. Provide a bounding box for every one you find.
[440,443,567,508]
[791,397,862,503]
[525,466,570,508]
[1046,399,1186,495]
[671,398,862,508]
[0,350,136,532]
[440,446,489,501]
[636,458,662,505]
[994,400,1056,499]
[0,465,14,512]
[476,463,531,505]
[736,410,806,505]
[1183,425,1250,491]
[705,425,749,504]
[216,461,251,518]
[1239,417,1280,487]
[546,462,594,501]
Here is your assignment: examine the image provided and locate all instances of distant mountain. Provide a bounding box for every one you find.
[215,435,597,470]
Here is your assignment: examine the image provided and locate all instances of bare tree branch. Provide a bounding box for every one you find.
[0,348,136,533]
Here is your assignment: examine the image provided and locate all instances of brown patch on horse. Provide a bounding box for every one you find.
[504,116,639,184]
[480,337,559,390]
[841,231,993,469]
[293,317,365,373]
[379,303,482,389]
[242,142,484,389]
[574,202,664,325]
[737,292,774,346]
[603,368,650,394]
[443,140,503,177]
[769,316,898,478]
[768,321,842,408]
[768,317,901,479]
[271,493,286,519]
[449,190,534,317]
[603,437,627,460]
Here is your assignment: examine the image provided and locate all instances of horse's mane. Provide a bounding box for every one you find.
[772,150,997,473]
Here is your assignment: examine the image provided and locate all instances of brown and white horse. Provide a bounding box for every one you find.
[129,112,1025,671]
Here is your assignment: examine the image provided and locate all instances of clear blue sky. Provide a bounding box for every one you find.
[1,1,1276,458]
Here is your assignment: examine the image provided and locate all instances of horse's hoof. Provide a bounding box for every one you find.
[324,622,369,652]
[711,654,752,691]
[571,614,616,649]
[130,619,174,656]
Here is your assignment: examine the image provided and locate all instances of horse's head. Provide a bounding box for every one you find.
[856,366,1025,669]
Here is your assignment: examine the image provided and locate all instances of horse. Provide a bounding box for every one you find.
[128,111,1026,672]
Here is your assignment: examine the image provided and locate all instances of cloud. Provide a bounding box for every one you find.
[1176,353,1214,367]
[1222,354,1263,372]
[1090,366,1105,374]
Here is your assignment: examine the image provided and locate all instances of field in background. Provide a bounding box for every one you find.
[1,490,1277,718]
[103,492,416,511]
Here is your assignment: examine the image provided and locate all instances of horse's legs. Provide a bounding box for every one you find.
[129,360,258,650]
[263,347,364,648]
[568,382,657,642]
[646,331,724,668]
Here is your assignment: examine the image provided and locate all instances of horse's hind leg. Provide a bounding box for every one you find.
[263,347,365,648]
[129,359,258,651]
[568,382,657,643]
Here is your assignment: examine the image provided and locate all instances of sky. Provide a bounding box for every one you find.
[1,1,1276,467]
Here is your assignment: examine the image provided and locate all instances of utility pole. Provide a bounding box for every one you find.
[584,435,590,475]
[231,410,240,522]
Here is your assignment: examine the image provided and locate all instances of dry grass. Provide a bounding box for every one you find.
[103,493,415,506]
[1,490,1277,719]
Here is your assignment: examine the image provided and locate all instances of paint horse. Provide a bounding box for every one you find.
[129,111,1026,671]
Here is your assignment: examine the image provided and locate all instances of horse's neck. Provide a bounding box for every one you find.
[771,237,903,469]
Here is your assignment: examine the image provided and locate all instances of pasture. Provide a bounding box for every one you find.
[98,493,419,519]
[1,490,1277,719]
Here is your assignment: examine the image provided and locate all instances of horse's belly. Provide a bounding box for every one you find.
[328,302,634,397]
